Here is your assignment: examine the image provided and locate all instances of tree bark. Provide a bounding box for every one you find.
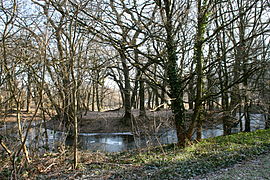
[139,74,146,117]
[162,0,187,146]
[120,52,132,125]
[193,0,208,141]
[266,105,270,129]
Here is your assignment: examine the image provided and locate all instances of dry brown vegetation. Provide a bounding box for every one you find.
[45,109,174,134]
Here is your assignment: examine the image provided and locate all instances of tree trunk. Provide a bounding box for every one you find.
[16,100,30,162]
[239,6,250,132]
[162,0,187,146]
[188,65,194,110]
[160,75,167,109]
[131,69,140,109]
[139,76,146,117]
[266,105,270,129]
[244,97,251,132]
[147,88,152,109]
[26,72,31,112]
[96,76,100,112]
[120,52,132,125]
[193,0,207,141]
[155,89,160,109]
[216,17,231,135]
[92,82,95,111]
[223,114,232,135]
[73,82,78,169]
[84,89,91,115]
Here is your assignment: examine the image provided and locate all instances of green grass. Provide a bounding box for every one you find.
[205,152,270,180]
[103,129,270,179]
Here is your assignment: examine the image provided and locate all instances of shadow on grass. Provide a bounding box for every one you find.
[107,129,270,179]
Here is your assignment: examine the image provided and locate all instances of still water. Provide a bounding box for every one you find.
[2,113,267,153]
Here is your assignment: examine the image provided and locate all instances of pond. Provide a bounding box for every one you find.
[1,113,267,153]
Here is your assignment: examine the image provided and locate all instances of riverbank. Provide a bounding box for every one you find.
[0,109,235,135]
[45,109,174,134]
[45,109,228,135]
[1,129,269,179]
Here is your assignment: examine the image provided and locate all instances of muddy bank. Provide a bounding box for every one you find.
[0,109,238,135]
[45,109,174,134]
[44,109,231,134]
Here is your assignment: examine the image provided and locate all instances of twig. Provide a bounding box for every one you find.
[43,162,57,172]
[0,136,12,156]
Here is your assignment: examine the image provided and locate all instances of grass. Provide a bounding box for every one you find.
[105,129,270,179]
[202,152,270,179]
[1,129,270,179]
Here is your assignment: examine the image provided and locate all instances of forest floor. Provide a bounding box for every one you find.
[1,129,269,179]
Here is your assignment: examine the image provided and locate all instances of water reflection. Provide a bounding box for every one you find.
[202,125,224,138]
[66,134,136,152]
[26,127,67,151]
[1,113,267,153]
[233,113,266,133]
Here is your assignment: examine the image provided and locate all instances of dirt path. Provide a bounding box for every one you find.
[192,152,270,180]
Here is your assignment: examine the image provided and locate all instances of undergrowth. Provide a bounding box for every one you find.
[0,129,269,179]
